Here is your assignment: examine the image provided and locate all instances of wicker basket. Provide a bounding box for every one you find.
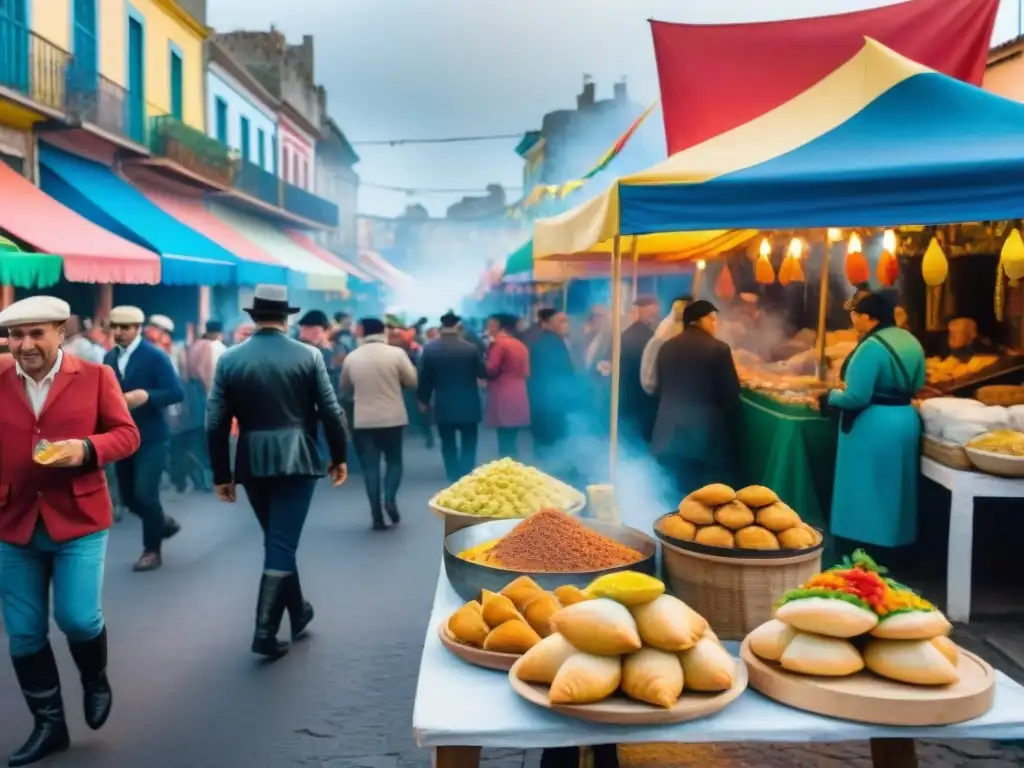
[976,385,1024,407]
[659,537,823,640]
[921,435,973,471]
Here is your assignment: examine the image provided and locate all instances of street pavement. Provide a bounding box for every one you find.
[0,438,1022,767]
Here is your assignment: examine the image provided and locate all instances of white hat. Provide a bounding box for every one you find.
[148,314,175,333]
[0,296,71,328]
[109,306,145,325]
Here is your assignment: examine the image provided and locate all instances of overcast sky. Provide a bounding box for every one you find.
[208,0,1024,217]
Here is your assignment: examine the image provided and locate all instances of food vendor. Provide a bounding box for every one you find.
[946,317,996,361]
[821,291,925,550]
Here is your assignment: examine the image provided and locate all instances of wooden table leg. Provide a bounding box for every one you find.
[434,746,482,768]
[870,738,918,768]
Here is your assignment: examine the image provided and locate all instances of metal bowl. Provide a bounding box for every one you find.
[443,517,657,603]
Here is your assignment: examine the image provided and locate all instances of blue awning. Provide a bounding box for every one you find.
[38,147,271,286]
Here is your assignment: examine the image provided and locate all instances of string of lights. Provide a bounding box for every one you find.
[361,182,523,195]
[351,133,524,147]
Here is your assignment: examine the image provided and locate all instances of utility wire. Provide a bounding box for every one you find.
[351,132,524,147]
[362,182,523,195]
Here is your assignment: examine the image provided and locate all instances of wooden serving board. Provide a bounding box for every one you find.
[438,622,521,672]
[740,637,995,726]
[507,655,748,725]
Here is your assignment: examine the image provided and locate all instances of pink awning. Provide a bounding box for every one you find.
[283,230,375,283]
[0,161,160,284]
[358,250,412,290]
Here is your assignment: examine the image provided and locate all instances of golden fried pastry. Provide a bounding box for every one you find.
[735,525,780,550]
[747,619,799,662]
[550,598,642,655]
[931,635,959,666]
[500,576,544,612]
[553,585,590,606]
[481,590,522,627]
[755,502,801,532]
[631,594,707,652]
[775,597,878,638]
[516,633,577,684]
[780,632,864,677]
[447,601,490,647]
[659,515,697,541]
[863,638,959,686]
[678,498,715,526]
[736,485,779,508]
[694,525,735,549]
[523,592,561,637]
[714,500,755,531]
[679,636,735,692]
[483,619,541,654]
[689,483,736,507]
[777,526,816,549]
[622,648,684,708]
[549,652,622,705]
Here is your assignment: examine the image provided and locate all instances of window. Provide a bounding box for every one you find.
[214,98,228,143]
[169,48,183,121]
[292,153,299,187]
[240,116,250,162]
[257,128,266,169]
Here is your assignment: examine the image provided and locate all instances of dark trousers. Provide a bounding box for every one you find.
[244,477,318,572]
[354,427,404,521]
[496,427,520,458]
[116,440,170,553]
[437,423,478,482]
[169,428,210,492]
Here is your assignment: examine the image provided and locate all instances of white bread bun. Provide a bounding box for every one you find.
[870,610,952,640]
[779,632,864,677]
[863,638,959,686]
[748,619,799,662]
[775,597,878,638]
[930,635,959,667]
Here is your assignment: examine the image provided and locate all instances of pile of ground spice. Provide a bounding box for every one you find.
[490,508,645,572]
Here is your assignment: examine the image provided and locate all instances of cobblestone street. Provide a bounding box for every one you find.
[0,440,1022,767]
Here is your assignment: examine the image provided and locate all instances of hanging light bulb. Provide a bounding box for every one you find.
[787,237,803,260]
[827,228,842,242]
[759,237,771,258]
[847,232,862,255]
[882,229,897,254]
[845,232,869,286]
[877,229,899,287]
[696,259,707,271]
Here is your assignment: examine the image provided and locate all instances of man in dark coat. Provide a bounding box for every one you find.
[417,312,486,482]
[651,300,741,501]
[620,295,660,446]
[206,286,348,658]
[528,309,575,471]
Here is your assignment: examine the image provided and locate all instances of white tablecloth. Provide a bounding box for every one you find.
[413,567,1024,749]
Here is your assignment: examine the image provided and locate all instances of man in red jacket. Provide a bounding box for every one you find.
[0,296,141,767]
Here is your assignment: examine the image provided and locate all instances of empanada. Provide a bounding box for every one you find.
[622,648,684,708]
[660,515,697,541]
[678,498,715,526]
[694,525,735,549]
[483,619,541,654]
[777,527,816,549]
[481,589,522,628]
[679,636,735,692]
[631,595,707,652]
[523,592,561,637]
[930,635,959,666]
[447,601,489,647]
[500,576,544,612]
[747,619,799,662]
[689,484,736,507]
[755,502,801,532]
[779,632,864,677]
[516,633,577,684]
[714,500,755,531]
[736,485,779,508]
[550,598,642,656]
[735,525,780,550]
[549,652,622,705]
[863,638,959,686]
[775,597,878,638]
[870,610,951,640]
[553,585,590,606]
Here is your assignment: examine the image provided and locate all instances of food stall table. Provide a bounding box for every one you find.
[414,566,1024,768]
[739,391,838,528]
[920,456,1024,624]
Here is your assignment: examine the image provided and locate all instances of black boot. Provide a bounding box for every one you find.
[285,573,314,638]
[251,573,290,658]
[385,503,401,526]
[9,646,70,767]
[68,627,112,731]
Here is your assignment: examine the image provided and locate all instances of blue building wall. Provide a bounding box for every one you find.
[206,62,278,171]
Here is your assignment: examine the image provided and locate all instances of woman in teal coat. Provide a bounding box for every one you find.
[823,292,925,548]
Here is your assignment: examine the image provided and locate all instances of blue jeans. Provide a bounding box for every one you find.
[116,440,168,552]
[244,477,317,572]
[0,526,108,658]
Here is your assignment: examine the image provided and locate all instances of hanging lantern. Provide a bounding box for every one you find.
[921,237,949,287]
[755,237,775,285]
[779,238,805,286]
[876,229,899,287]
[827,228,842,243]
[1000,228,1024,286]
[715,265,736,299]
[844,232,870,286]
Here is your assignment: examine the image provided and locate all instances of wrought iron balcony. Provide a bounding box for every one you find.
[67,70,131,141]
[234,160,279,207]
[283,182,339,228]
[149,115,235,187]
[0,20,71,113]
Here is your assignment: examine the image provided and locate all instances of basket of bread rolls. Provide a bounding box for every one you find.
[653,484,824,640]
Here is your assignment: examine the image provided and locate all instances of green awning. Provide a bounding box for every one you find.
[505,239,534,275]
[0,236,63,288]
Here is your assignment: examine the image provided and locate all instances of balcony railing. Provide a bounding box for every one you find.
[149,115,235,187]
[67,70,132,141]
[283,182,339,228]
[0,19,71,113]
[234,160,279,207]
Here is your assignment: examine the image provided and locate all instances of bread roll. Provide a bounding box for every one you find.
[483,619,542,654]
[779,632,864,677]
[550,598,642,656]
[736,485,779,508]
[863,638,959,686]
[775,597,879,638]
[690,483,736,506]
[523,592,561,637]
[735,525,780,550]
[622,648,684,708]
[748,619,799,662]
[553,585,589,606]
[447,601,490,647]
[870,610,952,640]
[694,525,735,549]
[931,635,959,666]
[549,652,622,705]
[756,502,801,532]
[714,500,755,531]
[631,594,708,652]
[660,515,697,541]
[678,498,715,526]
[516,633,577,684]
[481,590,522,628]
[500,576,544,612]
[679,636,735,692]
[777,527,816,549]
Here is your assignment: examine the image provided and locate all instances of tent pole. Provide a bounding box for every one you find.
[562,262,569,312]
[609,235,623,481]
[630,237,640,301]
[816,230,833,380]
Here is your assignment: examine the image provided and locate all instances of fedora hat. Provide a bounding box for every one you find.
[244,285,299,316]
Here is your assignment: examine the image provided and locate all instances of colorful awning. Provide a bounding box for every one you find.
[283,230,376,284]
[39,147,237,286]
[134,182,290,286]
[0,161,160,285]
[0,236,62,289]
[207,203,349,292]
[358,250,412,290]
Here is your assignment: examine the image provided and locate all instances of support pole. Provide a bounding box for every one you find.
[630,237,639,301]
[816,230,834,380]
[608,235,623,481]
[562,262,569,312]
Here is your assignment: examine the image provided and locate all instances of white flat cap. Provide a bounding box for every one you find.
[148,314,174,333]
[0,296,71,328]
[109,305,145,325]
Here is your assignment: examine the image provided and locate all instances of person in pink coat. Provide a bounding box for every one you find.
[485,314,530,457]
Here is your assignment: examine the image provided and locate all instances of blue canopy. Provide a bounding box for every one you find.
[38,147,277,286]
